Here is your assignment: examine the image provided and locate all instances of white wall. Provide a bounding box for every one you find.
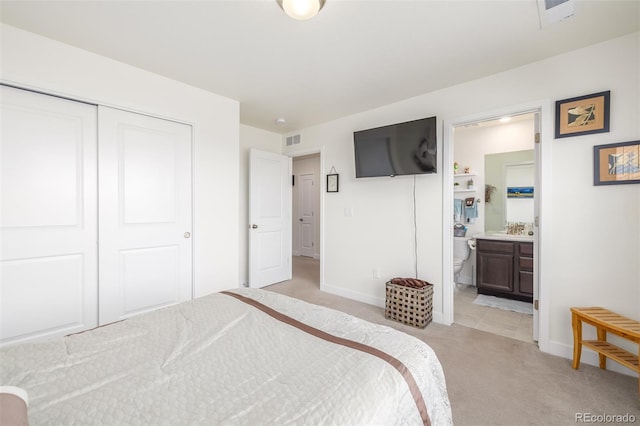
[1,24,241,297]
[280,33,640,363]
[238,124,283,286]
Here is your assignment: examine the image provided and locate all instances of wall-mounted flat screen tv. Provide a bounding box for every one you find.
[353,116,437,178]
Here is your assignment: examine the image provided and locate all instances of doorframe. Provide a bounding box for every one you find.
[286,146,325,288]
[442,100,553,353]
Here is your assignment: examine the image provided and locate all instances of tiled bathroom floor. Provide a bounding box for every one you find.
[454,284,535,344]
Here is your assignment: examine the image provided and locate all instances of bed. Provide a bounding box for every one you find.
[0,288,452,425]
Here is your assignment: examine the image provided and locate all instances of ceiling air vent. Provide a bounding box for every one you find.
[286,134,301,146]
[537,0,576,28]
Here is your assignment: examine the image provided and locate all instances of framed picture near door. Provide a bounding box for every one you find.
[555,91,610,138]
[326,174,339,192]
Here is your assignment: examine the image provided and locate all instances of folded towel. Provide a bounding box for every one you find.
[464,203,478,221]
[454,199,463,222]
[389,277,432,289]
[464,198,477,222]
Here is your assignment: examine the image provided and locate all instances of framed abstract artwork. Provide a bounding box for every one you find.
[593,140,640,186]
[555,91,610,138]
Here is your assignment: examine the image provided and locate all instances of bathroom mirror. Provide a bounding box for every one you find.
[484,150,534,232]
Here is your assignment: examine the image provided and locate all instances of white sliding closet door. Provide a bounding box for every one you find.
[0,86,98,345]
[98,107,193,324]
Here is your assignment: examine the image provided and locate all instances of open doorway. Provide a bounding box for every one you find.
[291,152,321,289]
[445,109,541,344]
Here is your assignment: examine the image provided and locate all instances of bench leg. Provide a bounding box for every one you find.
[571,312,582,369]
[596,328,607,369]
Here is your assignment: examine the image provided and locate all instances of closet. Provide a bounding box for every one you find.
[0,85,193,345]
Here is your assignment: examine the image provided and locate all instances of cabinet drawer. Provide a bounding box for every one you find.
[476,239,514,254]
[519,257,533,270]
[519,271,533,295]
[519,242,533,256]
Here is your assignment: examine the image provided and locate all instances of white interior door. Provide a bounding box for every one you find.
[98,106,192,324]
[249,149,292,288]
[0,86,98,345]
[298,173,315,258]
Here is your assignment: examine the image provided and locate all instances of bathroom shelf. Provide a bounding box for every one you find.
[454,173,477,193]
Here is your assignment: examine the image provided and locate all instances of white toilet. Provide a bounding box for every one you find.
[453,237,472,283]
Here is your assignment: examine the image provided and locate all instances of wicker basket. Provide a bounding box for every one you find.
[385,281,433,328]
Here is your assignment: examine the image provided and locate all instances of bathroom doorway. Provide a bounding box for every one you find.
[445,109,541,344]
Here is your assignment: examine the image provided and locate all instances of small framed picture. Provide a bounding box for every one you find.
[593,140,640,186]
[326,174,339,192]
[507,187,534,198]
[555,91,610,138]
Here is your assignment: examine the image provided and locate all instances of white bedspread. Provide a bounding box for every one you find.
[0,289,452,425]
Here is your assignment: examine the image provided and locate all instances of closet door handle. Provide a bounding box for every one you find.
[184,232,191,239]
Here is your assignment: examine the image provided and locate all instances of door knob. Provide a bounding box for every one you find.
[251,224,258,229]
[184,232,191,239]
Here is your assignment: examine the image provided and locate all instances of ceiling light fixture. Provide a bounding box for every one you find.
[277,0,326,20]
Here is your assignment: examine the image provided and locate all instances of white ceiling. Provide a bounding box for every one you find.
[1,0,638,134]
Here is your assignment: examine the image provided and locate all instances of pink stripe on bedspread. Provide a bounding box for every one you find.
[221,290,431,426]
[0,393,28,426]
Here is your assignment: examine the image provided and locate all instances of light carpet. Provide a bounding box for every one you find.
[473,294,533,314]
[267,256,640,425]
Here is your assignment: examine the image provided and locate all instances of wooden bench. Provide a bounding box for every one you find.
[570,307,640,396]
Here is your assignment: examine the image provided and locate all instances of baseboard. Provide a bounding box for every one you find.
[292,251,319,259]
[547,340,636,378]
[432,310,445,325]
[321,283,447,325]
[321,283,385,308]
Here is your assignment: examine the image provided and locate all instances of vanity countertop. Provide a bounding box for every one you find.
[473,232,534,242]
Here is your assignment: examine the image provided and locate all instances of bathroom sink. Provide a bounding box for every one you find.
[476,232,534,241]
[497,234,533,240]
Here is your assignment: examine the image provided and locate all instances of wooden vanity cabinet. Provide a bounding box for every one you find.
[517,242,534,297]
[476,239,514,294]
[476,239,533,302]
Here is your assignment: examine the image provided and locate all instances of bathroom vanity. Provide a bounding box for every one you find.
[475,235,533,302]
